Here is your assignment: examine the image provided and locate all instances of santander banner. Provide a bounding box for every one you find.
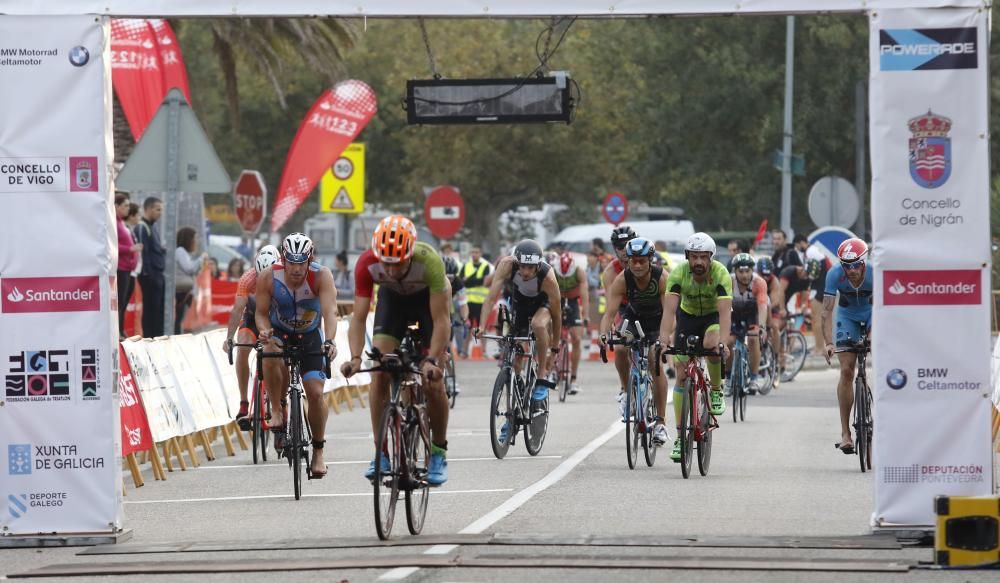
[1,276,100,313]
[882,270,980,306]
[271,80,377,233]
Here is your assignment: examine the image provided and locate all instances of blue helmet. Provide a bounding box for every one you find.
[625,237,655,258]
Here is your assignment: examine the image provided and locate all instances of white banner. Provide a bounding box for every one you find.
[0,16,121,535]
[141,340,198,436]
[869,7,993,527]
[201,328,241,415]
[172,335,232,428]
[121,340,179,442]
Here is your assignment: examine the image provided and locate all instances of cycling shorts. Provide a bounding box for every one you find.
[373,286,433,351]
[239,297,259,336]
[673,309,720,361]
[562,297,583,327]
[834,313,870,351]
[272,329,326,382]
[511,293,550,336]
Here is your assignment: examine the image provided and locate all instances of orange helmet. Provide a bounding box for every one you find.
[372,215,417,263]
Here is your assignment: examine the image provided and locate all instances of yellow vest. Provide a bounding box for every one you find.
[462,261,490,304]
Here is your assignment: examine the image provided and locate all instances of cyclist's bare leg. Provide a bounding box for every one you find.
[614,347,629,392]
[424,374,449,445]
[672,356,687,431]
[304,378,328,475]
[531,308,552,380]
[235,328,255,403]
[724,333,737,372]
[368,336,399,441]
[648,343,667,420]
[569,325,583,378]
[836,352,858,446]
[704,328,723,391]
[776,316,787,369]
[262,338,289,427]
[749,333,761,374]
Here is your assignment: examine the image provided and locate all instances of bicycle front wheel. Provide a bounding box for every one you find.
[642,382,657,467]
[251,375,263,465]
[524,391,549,456]
[404,407,431,535]
[780,331,808,382]
[374,404,402,540]
[558,345,570,402]
[854,376,873,473]
[757,342,777,395]
[625,374,638,469]
[289,391,304,500]
[697,387,713,476]
[489,369,513,460]
[445,354,458,409]
[731,354,744,424]
[680,380,694,479]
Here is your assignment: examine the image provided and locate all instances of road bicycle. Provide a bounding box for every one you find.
[662,337,723,479]
[844,324,872,473]
[229,342,270,464]
[601,318,659,469]
[360,327,433,539]
[553,299,573,402]
[729,330,751,423]
[482,305,548,459]
[779,313,808,383]
[443,318,464,409]
[755,334,778,395]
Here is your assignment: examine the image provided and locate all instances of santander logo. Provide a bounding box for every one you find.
[1,276,100,313]
[883,270,980,306]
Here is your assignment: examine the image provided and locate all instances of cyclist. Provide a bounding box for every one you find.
[602,224,639,414]
[444,255,469,396]
[599,237,671,446]
[820,238,874,455]
[661,232,732,461]
[776,257,824,377]
[340,216,452,486]
[552,250,590,395]
[478,239,562,402]
[222,245,280,430]
[255,233,339,479]
[725,253,768,395]
[756,256,785,386]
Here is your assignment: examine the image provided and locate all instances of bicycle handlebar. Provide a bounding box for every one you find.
[229,340,331,378]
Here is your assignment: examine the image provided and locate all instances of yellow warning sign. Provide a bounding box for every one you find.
[320,143,365,214]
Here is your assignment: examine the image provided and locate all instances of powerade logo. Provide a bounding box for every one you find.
[879,28,977,71]
[886,369,907,390]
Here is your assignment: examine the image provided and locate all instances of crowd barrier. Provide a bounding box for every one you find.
[117,314,375,490]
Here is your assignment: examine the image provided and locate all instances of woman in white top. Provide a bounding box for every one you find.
[174,226,206,334]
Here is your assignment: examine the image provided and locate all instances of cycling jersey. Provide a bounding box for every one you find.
[354,241,446,298]
[823,264,873,322]
[269,263,321,334]
[237,268,260,333]
[667,260,733,317]
[730,272,767,319]
[555,268,582,298]
[623,265,664,319]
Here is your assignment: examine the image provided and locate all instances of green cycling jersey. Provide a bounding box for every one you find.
[666,260,732,316]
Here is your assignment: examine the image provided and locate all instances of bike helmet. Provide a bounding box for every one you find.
[512,240,543,265]
[545,251,559,266]
[255,244,280,272]
[805,258,823,279]
[755,256,774,276]
[624,237,656,258]
[684,232,717,257]
[731,252,755,270]
[281,233,314,264]
[610,225,637,249]
[837,238,869,265]
[372,215,417,264]
[556,251,575,277]
[442,255,459,282]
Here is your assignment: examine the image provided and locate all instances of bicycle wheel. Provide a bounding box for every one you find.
[445,354,457,409]
[624,373,639,469]
[697,387,713,476]
[374,403,402,540]
[524,389,549,456]
[731,352,743,424]
[854,376,872,473]
[780,331,808,382]
[642,381,657,467]
[679,380,694,479]
[739,361,748,422]
[489,369,513,460]
[863,383,873,471]
[558,345,570,402]
[288,390,304,500]
[757,342,777,395]
[251,375,263,465]
[404,406,431,535]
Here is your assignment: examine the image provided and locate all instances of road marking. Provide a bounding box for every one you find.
[124,488,512,505]
[378,419,623,581]
[192,455,561,470]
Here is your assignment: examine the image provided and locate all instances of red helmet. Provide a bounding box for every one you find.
[556,252,575,277]
[837,238,869,264]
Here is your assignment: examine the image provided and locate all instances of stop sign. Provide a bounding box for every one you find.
[233,170,267,234]
[424,186,465,239]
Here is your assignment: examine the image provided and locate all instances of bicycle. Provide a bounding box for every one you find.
[253,339,329,500]
[729,330,752,423]
[755,333,778,395]
[359,328,433,540]
[842,325,872,473]
[553,300,572,402]
[443,318,464,409]
[779,313,808,383]
[600,319,659,469]
[229,342,270,464]
[662,337,724,479]
[482,305,548,459]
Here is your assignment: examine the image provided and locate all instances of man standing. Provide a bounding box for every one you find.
[771,229,802,273]
[134,197,165,338]
[460,245,493,357]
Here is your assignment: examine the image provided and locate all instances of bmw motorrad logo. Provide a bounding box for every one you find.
[887,369,907,390]
[69,46,89,67]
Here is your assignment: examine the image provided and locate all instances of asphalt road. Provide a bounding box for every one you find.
[2,357,995,582]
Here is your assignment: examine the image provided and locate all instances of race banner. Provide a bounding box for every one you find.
[118,344,153,456]
[869,8,992,527]
[0,16,122,535]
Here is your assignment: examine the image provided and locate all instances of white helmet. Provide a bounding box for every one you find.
[255,245,280,273]
[684,232,716,257]
[281,232,314,263]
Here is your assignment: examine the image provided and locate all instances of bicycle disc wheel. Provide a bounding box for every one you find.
[251,375,262,465]
[445,355,457,409]
[558,347,570,402]
[404,407,431,535]
[697,387,713,476]
[642,384,657,467]
[524,391,549,456]
[489,369,513,460]
[374,404,401,540]
[757,343,777,395]
[289,392,303,500]
[680,380,694,479]
[780,331,808,382]
[625,374,638,469]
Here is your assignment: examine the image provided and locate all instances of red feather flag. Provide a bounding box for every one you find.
[753,219,769,249]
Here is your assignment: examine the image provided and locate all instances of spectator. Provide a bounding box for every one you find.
[726,238,749,271]
[134,197,166,338]
[174,226,207,334]
[114,192,142,336]
[333,250,353,299]
[771,229,802,272]
[225,258,246,280]
[791,233,809,265]
[590,237,606,256]
[206,257,221,279]
[586,250,603,326]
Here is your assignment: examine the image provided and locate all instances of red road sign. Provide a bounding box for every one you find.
[424,186,465,239]
[602,191,628,225]
[233,170,267,234]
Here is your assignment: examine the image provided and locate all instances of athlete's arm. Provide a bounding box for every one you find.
[223,296,249,352]
[599,272,625,339]
[542,270,562,344]
[479,258,512,333]
[254,268,274,341]
[577,266,590,323]
[317,268,339,359]
[428,283,451,364]
[600,262,617,292]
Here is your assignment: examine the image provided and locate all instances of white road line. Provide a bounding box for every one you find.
[192,455,560,471]
[378,419,623,582]
[124,488,512,505]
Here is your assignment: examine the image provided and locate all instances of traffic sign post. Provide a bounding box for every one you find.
[320,143,365,214]
[233,170,267,236]
[601,191,628,225]
[424,186,465,240]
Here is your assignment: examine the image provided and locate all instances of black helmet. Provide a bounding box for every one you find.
[755,257,774,276]
[512,240,543,265]
[610,225,637,249]
[732,253,755,270]
[442,255,459,280]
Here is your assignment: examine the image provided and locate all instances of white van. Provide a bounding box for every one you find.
[551,220,696,264]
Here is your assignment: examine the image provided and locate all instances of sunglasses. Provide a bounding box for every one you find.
[842,261,865,271]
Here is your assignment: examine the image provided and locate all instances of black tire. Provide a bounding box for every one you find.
[731,355,742,424]
[780,331,808,382]
[697,387,713,477]
[739,366,748,422]
[558,345,570,402]
[445,354,457,409]
[251,375,262,465]
[863,383,873,471]
[642,381,657,467]
[489,369,513,460]
[404,407,431,535]
[374,403,401,540]
[855,376,873,473]
[680,380,694,479]
[757,342,777,395]
[289,391,303,500]
[624,374,638,469]
[524,390,549,456]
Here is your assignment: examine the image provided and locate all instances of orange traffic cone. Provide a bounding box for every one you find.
[588,330,601,361]
[470,340,485,361]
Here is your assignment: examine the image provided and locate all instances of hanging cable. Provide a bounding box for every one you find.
[418,18,440,79]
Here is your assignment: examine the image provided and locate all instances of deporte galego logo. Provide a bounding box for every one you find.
[880,27,977,71]
[1,276,99,313]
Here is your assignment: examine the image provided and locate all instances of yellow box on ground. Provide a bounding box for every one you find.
[934,495,1000,567]
[320,142,364,214]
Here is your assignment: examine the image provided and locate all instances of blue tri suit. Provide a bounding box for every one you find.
[823,264,873,350]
